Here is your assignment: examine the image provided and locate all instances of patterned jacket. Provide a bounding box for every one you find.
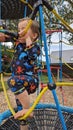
[11,42,40,76]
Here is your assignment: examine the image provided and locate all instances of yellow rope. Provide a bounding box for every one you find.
[52,9,73,33]
[62,41,73,46]
[1,73,15,116]
[56,82,73,86]
[1,72,73,120]
[0,73,48,120]
[51,55,73,71]
[2,48,14,52]
[6,49,14,53]
[63,60,73,70]
[19,87,48,120]
[3,72,11,76]
[19,82,73,120]
[20,0,73,34]
[62,59,73,70]
[20,1,73,33]
[20,19,33,37]
[20,0,33,11]
[50,41,72,45]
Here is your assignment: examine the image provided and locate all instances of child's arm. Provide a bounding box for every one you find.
[0,31,18,42]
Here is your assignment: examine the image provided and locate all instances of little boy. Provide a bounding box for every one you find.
[7,18,40,119]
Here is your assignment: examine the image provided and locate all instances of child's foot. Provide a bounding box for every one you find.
[14,109,33,119]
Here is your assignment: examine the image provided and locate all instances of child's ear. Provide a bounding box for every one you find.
[33,33,38,41]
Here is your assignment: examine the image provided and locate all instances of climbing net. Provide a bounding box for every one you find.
[0,104,73,130]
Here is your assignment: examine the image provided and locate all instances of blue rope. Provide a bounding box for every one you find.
[35,103,73,113]
[39,4,67,130]
[24,0,28,17]
[59,32,63,81]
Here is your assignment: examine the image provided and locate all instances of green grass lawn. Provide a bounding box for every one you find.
[39,74,49,83]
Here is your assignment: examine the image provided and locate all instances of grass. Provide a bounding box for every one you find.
[39,74,49,83]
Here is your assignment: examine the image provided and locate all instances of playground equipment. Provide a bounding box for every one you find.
[1,0,33,19]
[0,0,73,130]
[0,103,73,130]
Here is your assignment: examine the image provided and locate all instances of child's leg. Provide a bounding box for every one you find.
[20,125,28,130]
[15,90,30,109]
[14,91,33,119]
[7,75,38,119]
[15,92,29,130]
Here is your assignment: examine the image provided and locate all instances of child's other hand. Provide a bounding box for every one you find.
[26,36,32,47]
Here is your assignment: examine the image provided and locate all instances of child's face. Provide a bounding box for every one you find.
[18,20,34,43]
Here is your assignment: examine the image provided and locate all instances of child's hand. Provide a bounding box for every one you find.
[26,36,32,47]
[14,109,33,119]
[0,33,9,42]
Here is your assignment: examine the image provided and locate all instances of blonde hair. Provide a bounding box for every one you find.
[19,18,40,40]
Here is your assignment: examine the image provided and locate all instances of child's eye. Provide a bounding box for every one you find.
[18,26,26,33]
[18,28,21,31]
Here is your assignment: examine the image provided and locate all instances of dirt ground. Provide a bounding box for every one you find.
[0,77,73,113]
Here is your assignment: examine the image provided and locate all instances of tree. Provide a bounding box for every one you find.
[1,44,14,73]
[43,0,73,44]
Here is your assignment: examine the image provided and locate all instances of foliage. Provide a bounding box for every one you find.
[2,20,18,32]
[43,0,73,44]
[1,44,14,73]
